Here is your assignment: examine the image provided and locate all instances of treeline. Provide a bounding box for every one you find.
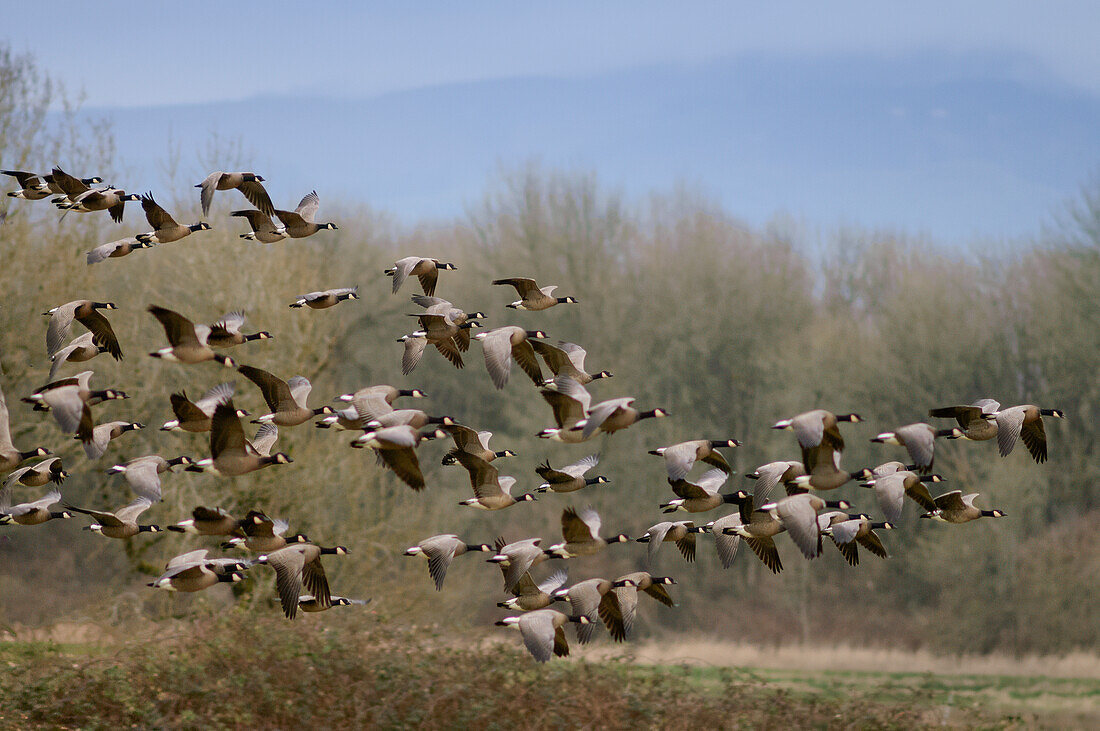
[0,47,1096,655]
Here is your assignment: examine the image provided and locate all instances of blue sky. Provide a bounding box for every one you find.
[7,2,1100,244]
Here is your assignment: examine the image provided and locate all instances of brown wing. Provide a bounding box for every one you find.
[531,340,567,375]
[512,340,544,386]
[378,447,426,491]
[416,267,439,297]
[674,533,696,563]
[50,167,87,196]
[905,481,939,512]
[77,309,122,360]
[148,306,202,348]
[598,588,634,642]
[1021,418,1048,464]
[301,550,332,609]
[857,531,889,559]
[170,392,206,422]
[210,399,249,458]
[642,583,675,607]
[744,536,783,573]
[237,365,294,412]
[700,451,731,473]
[432,338,464,369]
[140,193,178,230]
[238,180,275,216]
[832,537,860,566]
[492,277,539,297]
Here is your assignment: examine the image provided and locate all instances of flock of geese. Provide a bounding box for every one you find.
[0,166,1066,662]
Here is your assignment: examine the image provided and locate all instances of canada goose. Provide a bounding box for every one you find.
[299,595,371,612]
[438,422,516,465]
[0,385,51,471]
[487,537,561,593]
[537,375,595,443]
[492,277,579,311]
[135,193,211,244]
[531,340,612,385]
[650,439,740,481]
[232,209,287,243]
[336,384,426,422]
[573,397,668,439]
[352,425,442,491]
[168,505,240,535]
[871,423,961,474]
[823,514,894,566]
[273,190,337,238]
[65,496,160,538]
[203,311,272,348]
[56,187,140,222]
[772,410,863,474]
[197,171,274,216]
[86,236,155,265]
[410,295,485,352]
[857,461,920,480]
[660,468,750,514]
[45,166,103,204]
[24,370,128,438]
[397,315,480,374]
[4,457,66,488]
[929,399,1001,441]
[637,521,702,564]
[549,578,619,644]
[256,543,349,619]
[534,454,607,493]
[313,404,366,430]
[0,488,70,526]
[363,410,453,431]
[221,510,309,553]
[188,400,292,477]
[404,534,494,590]
[983,405,1065,463]
[475,326,547,389]
[454,451,536,509]
[290,287,359,309]
[495,609,590,663]
[385,256,456,296]
[161,382,239,432]
[709,500,787,573]
[545,506,629,558]
[49,332,110,380]
[787,449,866,492]
[148,550,248,593]
[147,306,235,366]
[700,512,746,569]
[498,569,569,612]
[44,300,121,361]
[860,470,941,523]
[920,491,1007,523]
[79,420,143,460]
[3,169,53,200]
[604,573,677,642]
[744,461,804,507]
[759,494,852,560]
[238,366,331,426]
[107,454,193,501]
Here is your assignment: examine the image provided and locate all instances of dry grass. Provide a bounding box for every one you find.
[589,639,1100,679]
[2,617,1096,729]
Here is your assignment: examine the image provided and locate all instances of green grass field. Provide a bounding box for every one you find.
[2,616,1095,729]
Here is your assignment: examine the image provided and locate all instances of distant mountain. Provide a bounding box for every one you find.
[80,55,1100,244]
